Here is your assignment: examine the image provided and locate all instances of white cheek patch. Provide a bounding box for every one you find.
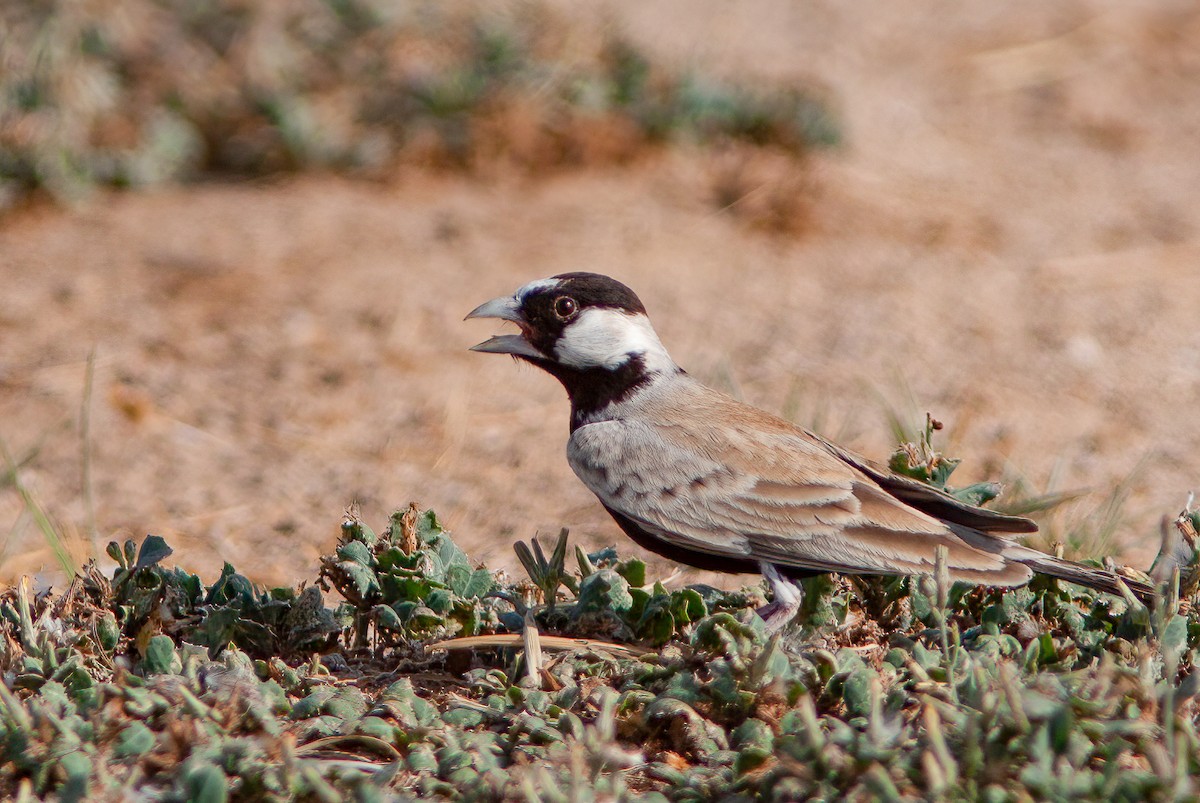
[554,308,677,373]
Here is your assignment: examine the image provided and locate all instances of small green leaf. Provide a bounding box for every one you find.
[337,540,375,567]
[183,762,228,803]
[576,569,633,615]
[324,686,368,720]
[929,457,961,487]
[205,563,255,605]
[982,604,1008,627]
[198,607,240,654]
[410,605,442,629]
[417,509,444,541]
[114,721,156,758]
[671,587,707,623]
[355,716,398,744]
[1048,706,1074,755]
[731,718,774,774]
[426,588,453,614]
[341,517,378,546]
[340,561,381,601]
[377,547,420,572]
[58,751,92,803]
[441,707,485,727]
[645,609,675,646]
[290,688,335,720]
[841,667,875,718]
[381,576,431,603]
[143,635,176,674]
[888,449,927,480]
[1037,632,1057,664]
[513,540,539,582]
[1163,614,1187,659]
[557,711,584,739]
[461,568,494,599]
[135,535,173,570]
[575,546,596,578]
[615,558,646,587]
[950,481,1001,507]
[446,564,471,596]
[627,587,651,623]
[587,546,619,566]
[96,612,120,652]
[432,535,470,576]
[407,744,438,773]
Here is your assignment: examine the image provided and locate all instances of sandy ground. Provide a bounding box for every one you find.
[2,0,1199,588]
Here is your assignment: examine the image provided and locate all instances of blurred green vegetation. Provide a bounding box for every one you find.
[1,495,1198,800]
[0,0,838,211]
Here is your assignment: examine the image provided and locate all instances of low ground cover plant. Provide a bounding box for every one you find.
[2,475,1198,800]
[1,0,836,215]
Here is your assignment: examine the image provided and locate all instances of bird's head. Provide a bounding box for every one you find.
[467,272,676,372]
[467,272,679,422]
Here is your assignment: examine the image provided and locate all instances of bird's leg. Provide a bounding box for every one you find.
[756,562,803,633]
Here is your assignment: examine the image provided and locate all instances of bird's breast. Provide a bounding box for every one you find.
[567,418,729,514]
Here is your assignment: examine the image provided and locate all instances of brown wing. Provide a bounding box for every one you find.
[807,430,1037,534]
[567,377,1033,584]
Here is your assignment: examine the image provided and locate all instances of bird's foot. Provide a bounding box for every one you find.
[755,599,801,633]
[756,562,803,634]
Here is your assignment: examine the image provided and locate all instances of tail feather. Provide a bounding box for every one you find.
[1014,553,1155,601]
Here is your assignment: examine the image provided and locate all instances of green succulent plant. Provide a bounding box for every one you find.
[0,486,1196,800]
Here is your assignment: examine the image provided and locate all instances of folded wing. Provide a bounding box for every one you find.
[568,378,1035,586]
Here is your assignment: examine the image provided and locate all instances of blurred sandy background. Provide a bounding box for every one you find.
[2,0,1198,587]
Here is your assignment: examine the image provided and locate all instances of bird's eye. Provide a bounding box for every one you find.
[553,296,578,320]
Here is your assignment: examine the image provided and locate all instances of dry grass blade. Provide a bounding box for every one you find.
[521,610,543,687]
[399,502,420,554]
[995,488,1089,517]
[444,693,497,715]
[80,348,97,544]
[426,633,651,658]
[1151,494,1200,593]
[1,436,76,576]
[294,734,402,762]
[0,671,33,732]
[16,576,36,649]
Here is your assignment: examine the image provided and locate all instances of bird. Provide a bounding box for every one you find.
[466,272,1153,631]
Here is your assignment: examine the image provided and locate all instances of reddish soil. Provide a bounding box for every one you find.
[2,1,1198,587]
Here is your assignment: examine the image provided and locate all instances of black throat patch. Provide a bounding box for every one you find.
[524,353,655,431]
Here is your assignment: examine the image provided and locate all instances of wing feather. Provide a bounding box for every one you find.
[807,430,1038,534]
[568,376,1026,581]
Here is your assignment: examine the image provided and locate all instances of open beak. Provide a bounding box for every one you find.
[465,295,546,360]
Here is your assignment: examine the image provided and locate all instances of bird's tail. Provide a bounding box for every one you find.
[1009,548,1155,601]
